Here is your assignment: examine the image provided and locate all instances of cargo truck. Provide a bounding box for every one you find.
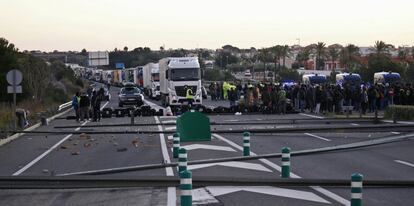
[159,57,202,106]
[143,63,160,100]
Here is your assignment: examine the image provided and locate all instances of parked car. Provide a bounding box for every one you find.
[118,86,144,107]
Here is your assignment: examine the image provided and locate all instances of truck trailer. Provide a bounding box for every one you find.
[159,57,202,106]
[143,63,160,100]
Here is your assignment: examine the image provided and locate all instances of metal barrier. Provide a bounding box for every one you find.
[58,101,72,111]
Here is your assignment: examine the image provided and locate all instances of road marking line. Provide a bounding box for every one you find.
[299,113,325,119]
[165,126,176,131]
[160,116,177,119]
[167,187,176,206]
[304,133,331,142]
[350,123,359,126]
[100,101,109,110]
[188,161,272,172]
[395,160,414,168]
[12,121,88,176]
[154,116,174,176]
[182,144,236,152]
[212,133,349,206]
[391,132,400,135]
[383,120,414,124]
[167,135,173,140]
[162,120,176,124]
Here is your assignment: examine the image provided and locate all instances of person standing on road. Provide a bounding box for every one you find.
[185,85,194,107]
[277,87,287,115]
[79,92,91,122]
[93,88,104,122]
[71,92,80,122]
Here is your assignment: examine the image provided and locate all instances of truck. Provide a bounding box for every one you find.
[302,74,327,85]
[374,71,401,85]
[143,63,160,100]
[159,57,202,106]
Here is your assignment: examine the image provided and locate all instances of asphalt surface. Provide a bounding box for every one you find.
[0,82,413,206]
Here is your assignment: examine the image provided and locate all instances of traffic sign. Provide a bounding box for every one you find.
[6,69,23,85]
[7,86,22,93]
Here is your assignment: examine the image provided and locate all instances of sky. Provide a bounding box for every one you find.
[0,0,413,51]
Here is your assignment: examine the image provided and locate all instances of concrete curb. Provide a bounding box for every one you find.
[0,108,73,147]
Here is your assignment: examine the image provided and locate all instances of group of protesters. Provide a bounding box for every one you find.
[71,86,105,122]
[209,80,414,115]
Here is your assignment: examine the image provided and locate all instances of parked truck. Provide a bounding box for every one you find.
[159,57,202,106]
[143,63,160,100]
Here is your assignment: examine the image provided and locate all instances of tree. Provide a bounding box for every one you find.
[81,48,87,55]
[258,48,272,79]
[373,40,393,57]
[281,45,291,69]
[315,42,326,70]
[340,44,360,71]
[296,48,310,69]
[328,47,340,70]
[123,46,128,52]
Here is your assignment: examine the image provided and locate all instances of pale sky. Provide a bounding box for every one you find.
[0,0,413,51]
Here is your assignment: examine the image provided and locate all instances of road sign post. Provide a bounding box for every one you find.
[281,147,291,178]
[6,69,23,131]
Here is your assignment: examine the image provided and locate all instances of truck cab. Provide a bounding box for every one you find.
[159,57,202,106]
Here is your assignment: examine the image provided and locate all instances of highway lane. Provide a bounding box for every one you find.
[0,86,413,205]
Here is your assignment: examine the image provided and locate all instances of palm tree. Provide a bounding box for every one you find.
[340,44,360,70]
[328,47,340,71]
[281,45,291,69]
[296,48,310,69]
[374,40,393,57]
[315,42,326,70]
[258,48,272,80]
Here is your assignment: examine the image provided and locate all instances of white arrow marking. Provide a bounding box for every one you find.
[165,126,176,131]
[182,144,236,152]
[205,186,330,204]
[188,161,272,172]
[162,120,176,124]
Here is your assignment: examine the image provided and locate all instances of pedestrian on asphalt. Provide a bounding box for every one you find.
[79,92,91,122]
[277,87,287,115]
[71,92,80,122]
[91,90,97,121]
[93,88,104,122]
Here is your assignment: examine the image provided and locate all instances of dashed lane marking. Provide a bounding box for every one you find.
[299,113,325,119]
[162,120,176,124]
[350,123,359,126]
[304,133,331,142]
[165,126,176,131]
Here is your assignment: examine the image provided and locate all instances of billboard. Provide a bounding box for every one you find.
[88,51,109,66]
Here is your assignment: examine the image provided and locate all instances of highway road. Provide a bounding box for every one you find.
[0,82,413,206]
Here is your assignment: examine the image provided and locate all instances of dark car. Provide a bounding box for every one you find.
[118,87,144,107]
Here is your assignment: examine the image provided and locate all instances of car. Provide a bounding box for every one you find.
[118,86,144,107]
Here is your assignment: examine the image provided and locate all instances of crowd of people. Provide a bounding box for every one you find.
[209,81,414,115]
[71,86,105,122]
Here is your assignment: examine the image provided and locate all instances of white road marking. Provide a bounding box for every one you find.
[162,120,176,124]
[182,144,236,152]
[100,101,109,110]
[299,113,325,119]
[167,187,177,206]
[391,132,400,135]
[165,126,176,131]
[383,120,414,124]
[350,123,359,126]
[154,116,174,176]
[160,116,177,119]
[212,133,349,206]
[12,121,88,176]
[155,116,176,206]
[304,133,331,142]
[205,186,330,204]
[144,99,165,111]
[167,135,173,140]
[395,160,414,168]
[188,161,272,172]
[192,188,220,204]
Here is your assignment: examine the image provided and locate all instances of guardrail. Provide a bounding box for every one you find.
[58,101,72,111]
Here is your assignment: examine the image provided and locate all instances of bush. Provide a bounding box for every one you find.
[384,105,414,120]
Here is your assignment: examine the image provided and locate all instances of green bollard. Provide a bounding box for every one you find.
[180,170,192,206]
[243,132,250,156]
[281,147,291,178]
[178,148,187,173]
[351,173,363,206]
[173,133,180,158]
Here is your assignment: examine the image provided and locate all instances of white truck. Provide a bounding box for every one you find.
[143,63,161,100]
[159,57,202,106]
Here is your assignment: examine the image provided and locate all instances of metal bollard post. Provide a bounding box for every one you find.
[243,132,250,156]
[281,147,291,178]
[178,148,187,173]
[173,133,180,158]
[180,170,192,206]
[130,110,134,125]
[351,173,363,206]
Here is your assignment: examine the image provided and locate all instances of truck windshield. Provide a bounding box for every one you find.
[152,73,160,81]
[171,68,200,81]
